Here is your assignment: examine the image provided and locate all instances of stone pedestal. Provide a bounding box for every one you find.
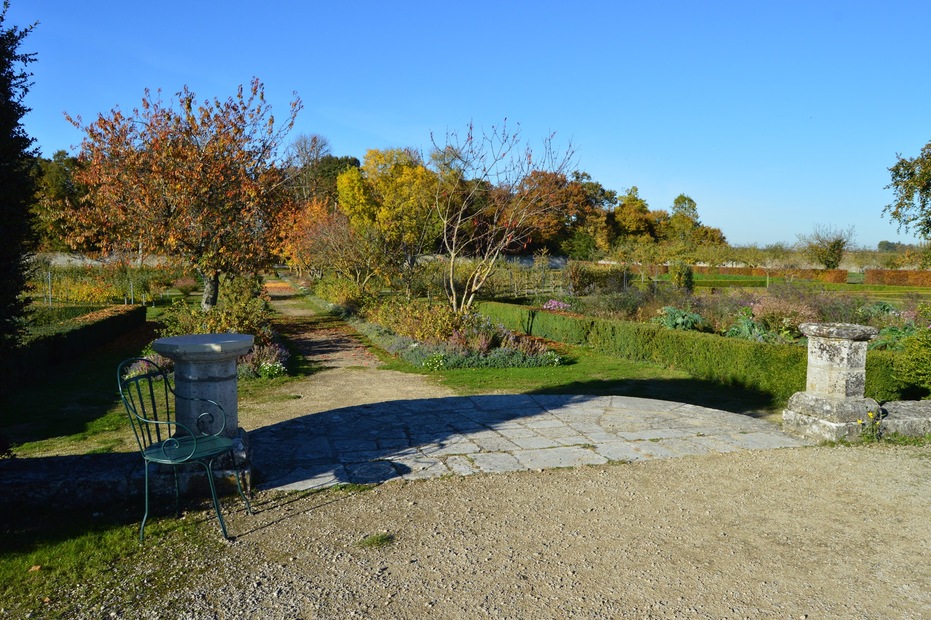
[783,323,880,442]
[152,333,254,491]
[152,333,253,439]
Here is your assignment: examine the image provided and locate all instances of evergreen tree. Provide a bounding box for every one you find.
[0,1,37,358]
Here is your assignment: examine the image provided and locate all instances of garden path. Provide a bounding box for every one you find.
[249,279,810,491]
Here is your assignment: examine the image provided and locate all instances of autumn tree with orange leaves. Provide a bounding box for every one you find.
[68,78,301,310]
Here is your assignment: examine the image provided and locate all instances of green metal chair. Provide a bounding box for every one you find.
[117,357,252,542]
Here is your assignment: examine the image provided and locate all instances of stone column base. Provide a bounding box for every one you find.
[782,392,881,442]
[879,402,931,437]
[782,410,864,442]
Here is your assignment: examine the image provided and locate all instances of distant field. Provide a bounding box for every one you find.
[679,273,931,306]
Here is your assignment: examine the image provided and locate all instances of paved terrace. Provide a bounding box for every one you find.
[252,393,810,491]
[1,393,809,508]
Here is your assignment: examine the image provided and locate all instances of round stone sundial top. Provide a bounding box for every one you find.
[799,323,878,341]
[152,333,254,360]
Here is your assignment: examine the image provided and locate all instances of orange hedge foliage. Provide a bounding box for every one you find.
[692,266,847,283]
[864,269,931,286]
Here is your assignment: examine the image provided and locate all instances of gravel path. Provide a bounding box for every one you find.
[58,282,931,619]
[131,446,931,619]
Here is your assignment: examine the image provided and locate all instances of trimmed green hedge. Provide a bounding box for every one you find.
[477,301,913,407]
[2,305,147,397]
[693,279,767,289]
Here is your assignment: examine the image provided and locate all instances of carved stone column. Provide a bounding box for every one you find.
[782,323,880,442]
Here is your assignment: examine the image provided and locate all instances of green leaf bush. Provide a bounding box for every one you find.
[651,306,706,331]
[477,300,916,406]
[159,274,275,345]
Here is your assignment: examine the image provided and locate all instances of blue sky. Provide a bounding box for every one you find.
[8,0,931,248]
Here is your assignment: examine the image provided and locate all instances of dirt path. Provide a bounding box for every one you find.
[237,282,456,430]
[113,282,931,618]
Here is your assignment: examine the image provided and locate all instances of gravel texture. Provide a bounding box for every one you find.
[88,445,931,619]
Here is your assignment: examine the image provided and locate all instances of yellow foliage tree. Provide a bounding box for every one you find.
[336,148,440,297]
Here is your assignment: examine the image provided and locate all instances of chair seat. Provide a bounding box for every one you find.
[143,434,234,465]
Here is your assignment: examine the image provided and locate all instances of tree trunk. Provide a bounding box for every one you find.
[201,271,220,311]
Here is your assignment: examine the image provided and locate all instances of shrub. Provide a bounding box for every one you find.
[858,301,897,321]
[542,299,571,312]
[868,324,919,351]
[481,300,808,405]
[571,290,646,320]
[668,261,694,293]
[313,274,371,313]
[358,301,563,370]
[590,264,634,294]
[26,304,106,334]
[724,307,777,343]
[750,294,817,340]
[894,329,931,394]
[691,289,758,333]
[592,318,807,403]
[422,347,562,371]
[865,269,931,286]
[159,274,275,345]
[478,300,922,406]
[238,343,290,379]
[867,349,926,401]
[30,263,185,306]
[651,306,705,331]
[564,261,595,295]
[365,299,461,344]
[5,305,147,396]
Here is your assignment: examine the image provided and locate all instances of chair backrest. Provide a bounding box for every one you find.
[117,357,181,452]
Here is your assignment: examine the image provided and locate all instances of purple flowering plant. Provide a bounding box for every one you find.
[542,299,571,312]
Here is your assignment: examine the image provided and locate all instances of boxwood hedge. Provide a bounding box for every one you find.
[476,301,914,406]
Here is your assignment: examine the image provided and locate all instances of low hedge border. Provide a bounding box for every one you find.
[693,280,767,288]
[2,305,147,397]
[476,301,913,407]
[864,269,931,286]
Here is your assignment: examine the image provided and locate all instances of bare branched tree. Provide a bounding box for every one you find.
[430,120,575,312]
[301,209,385,297]
[286,133,332,202]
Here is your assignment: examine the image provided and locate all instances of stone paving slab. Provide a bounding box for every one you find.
[250,394,812,492]
[0,394,813,505]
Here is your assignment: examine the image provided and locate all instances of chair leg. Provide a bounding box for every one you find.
[173,467,181,518]
[230,451,253,515]
[203,459,230,540]
[140,461,151,543]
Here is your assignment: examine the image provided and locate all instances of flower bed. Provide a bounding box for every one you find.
[357,300,564,370]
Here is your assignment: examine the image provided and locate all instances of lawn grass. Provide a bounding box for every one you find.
[0,503,218,618]
[373,339,780,418]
